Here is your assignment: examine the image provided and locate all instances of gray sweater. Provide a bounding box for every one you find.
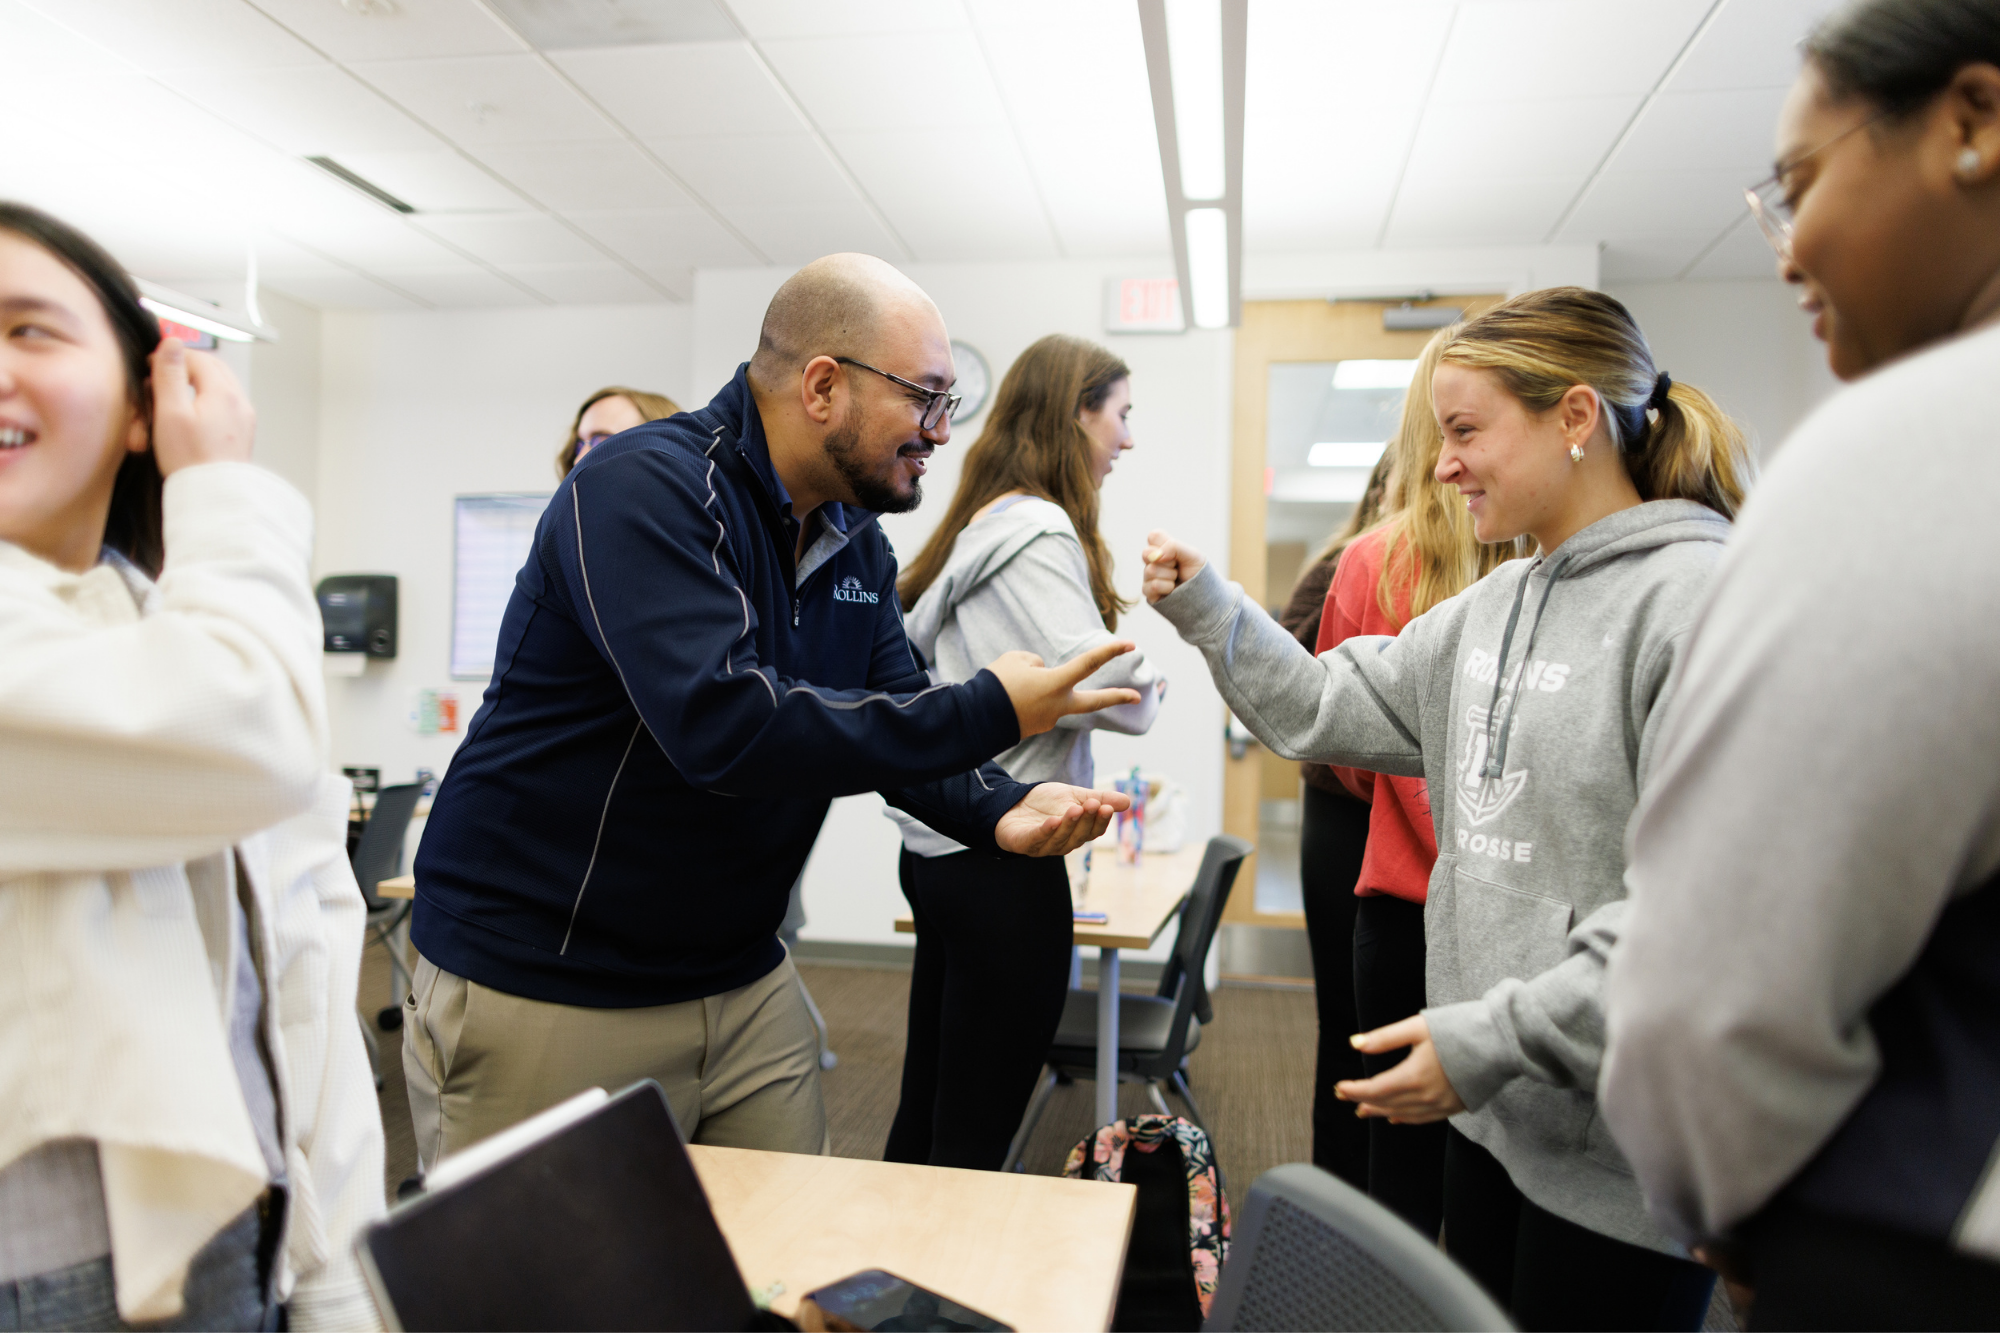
[892,497,1162,856]
[1153,500,1728,1253]
[1604,320,2000,1255]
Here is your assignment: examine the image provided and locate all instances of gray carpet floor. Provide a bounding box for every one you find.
[358,941,1736,1330]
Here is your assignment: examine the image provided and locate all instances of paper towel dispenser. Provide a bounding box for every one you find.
[318,574,398,658]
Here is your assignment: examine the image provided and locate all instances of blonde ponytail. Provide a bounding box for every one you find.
[1441,287,1753,521]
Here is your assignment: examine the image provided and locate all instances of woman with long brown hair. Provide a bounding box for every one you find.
[1143,287,1751,1329]
[554,385,680,478]
[885,334,1164,1170]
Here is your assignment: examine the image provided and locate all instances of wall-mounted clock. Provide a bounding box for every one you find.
[949,340,991,423]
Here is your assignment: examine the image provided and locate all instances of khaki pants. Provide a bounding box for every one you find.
[402,950,829,1171]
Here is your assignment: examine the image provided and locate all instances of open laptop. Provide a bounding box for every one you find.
[356,1080,769,1332]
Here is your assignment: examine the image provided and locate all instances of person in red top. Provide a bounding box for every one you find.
[1317,326,1519,1239]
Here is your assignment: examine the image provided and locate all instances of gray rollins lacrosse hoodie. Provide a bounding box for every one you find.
[890,496,1163,855]
[1153,499,1729,1253]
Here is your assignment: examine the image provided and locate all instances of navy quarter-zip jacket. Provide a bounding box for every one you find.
[412,365,1030,1008]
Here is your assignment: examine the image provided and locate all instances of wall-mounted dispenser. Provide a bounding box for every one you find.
[318,574,398,658]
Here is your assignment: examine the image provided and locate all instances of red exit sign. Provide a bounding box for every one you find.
[154,316,218,350]
[1104,277,1185,334]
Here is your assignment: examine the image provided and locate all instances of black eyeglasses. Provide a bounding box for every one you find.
[836,357,959,432]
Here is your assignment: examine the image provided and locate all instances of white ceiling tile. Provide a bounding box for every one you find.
[349,54,616,144]
[1561,171,1749,239]
[275,207,470,268]
[966,2,1165,256]
[415,212,609,264]
[1401,96,1640,181]
[1598,234,1716,282]
[875,200,1060,262]
[645,134,852,206]
[330,149,527,211]
[1601,88,1790,179]
[485,0,736,48]
[1670,0,1841,92]
[264,268,427,309]
[151,63,440,154]
[1384,175,1586,245]
[1431,0,1714,102]
[759,33,1008,131]
[564,207,761,268]
[243,0,520,61]
[1684,215,1786,279]
[729,0,964,39]
[370,263,544,306]
[723,204,901,264]
[500,262,674,303]
[28,0,320,69]
[549,41,801,137]
[472,140,694,209]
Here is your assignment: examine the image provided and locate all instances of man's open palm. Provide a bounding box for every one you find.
[995,783,1131,857]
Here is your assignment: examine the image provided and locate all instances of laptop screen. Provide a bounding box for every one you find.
[358,1082,758,1332]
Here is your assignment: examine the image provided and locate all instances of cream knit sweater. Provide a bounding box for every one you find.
[0,463,385,1327]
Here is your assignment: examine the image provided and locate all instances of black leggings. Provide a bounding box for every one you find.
[1353,892,1446,1239]
[1444,1128,1715,1332]
[884,848,1073,1170]
[1300,783,1369,1190]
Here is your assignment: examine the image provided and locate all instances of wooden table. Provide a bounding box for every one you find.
[896,844,1202,1127]
[689,1144,1136,1331]
[375,873,415,901]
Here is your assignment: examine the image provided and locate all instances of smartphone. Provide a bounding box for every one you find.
[795,1269,1010,1332]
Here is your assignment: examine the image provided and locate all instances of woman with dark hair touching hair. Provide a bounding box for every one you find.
[0,202,384,1330]
[1604,2,2000,1326]
[885,334,1164,1171]
[555,384,680,478]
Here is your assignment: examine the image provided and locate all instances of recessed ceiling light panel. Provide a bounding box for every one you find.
[486,0,737,49]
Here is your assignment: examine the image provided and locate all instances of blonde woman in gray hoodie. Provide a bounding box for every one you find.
[1142,289,1749,1331]
[884,334,1164,1171]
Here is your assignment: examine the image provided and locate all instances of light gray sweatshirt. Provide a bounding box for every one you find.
[891,496,1163,856]
[1604,321,2000,1256]
[1153,500,1728,1253]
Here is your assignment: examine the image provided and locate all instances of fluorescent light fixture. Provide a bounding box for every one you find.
[1309,441,1387,468]
[1332,359,1420,391]
[134,280,272,344]
[1165,0,1224,200]
[1184,208,1228,329]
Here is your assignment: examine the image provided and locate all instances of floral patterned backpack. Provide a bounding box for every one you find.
[1064,1114,1230,1330]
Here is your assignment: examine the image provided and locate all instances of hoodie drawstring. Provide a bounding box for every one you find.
[1479,553,1571,780]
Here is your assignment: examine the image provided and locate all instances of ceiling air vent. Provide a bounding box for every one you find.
[305,156,416,214]
[485,0,736,49]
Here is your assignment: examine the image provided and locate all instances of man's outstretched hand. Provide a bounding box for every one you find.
[995,783,1132,857]
[986,640,1142,739]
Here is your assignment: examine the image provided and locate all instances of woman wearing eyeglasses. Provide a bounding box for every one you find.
[884,334,1164,1171]
[555,385,680,478]
[1604,2,2000,1326]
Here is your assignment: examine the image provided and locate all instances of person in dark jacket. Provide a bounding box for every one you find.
[404,254,1136,1167]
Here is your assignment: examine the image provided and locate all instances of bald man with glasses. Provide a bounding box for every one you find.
[404,254,1136,1165]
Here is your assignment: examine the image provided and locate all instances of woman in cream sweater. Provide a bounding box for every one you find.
[0,202,384,1329]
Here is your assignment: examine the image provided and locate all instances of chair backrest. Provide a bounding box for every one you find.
[1204,1164,1513,1332]
[352,782,423,908]
[1154,835,1252,1055]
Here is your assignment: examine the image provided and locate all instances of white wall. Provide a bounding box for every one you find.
[312,304,695,791]
[248,287,322,507]
[1606,278,1839,459]
[696,260,1235,954]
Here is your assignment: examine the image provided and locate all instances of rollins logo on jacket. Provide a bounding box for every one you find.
[833,575,880,604]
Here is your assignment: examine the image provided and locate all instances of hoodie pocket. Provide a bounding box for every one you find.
[1428,856,1575,1009]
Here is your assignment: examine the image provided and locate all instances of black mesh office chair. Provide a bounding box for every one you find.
[1002,835,1252,1171]
[351,783,423,1086]
[1204,1163,1512,1331]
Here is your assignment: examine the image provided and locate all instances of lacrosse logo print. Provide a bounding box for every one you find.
[1458,704,1529,826]
[832,574,880,604]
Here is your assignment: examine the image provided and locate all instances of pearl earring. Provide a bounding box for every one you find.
[1570,442,1585,463]
[1959,146,1983,179]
